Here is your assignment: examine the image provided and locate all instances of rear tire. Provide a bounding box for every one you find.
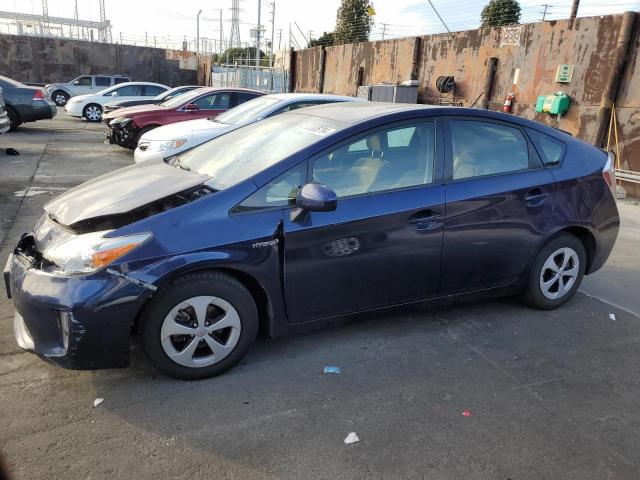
[83,103,102,122]
[523,233,586,310]
[6,106,21,131]
[141,271,259,380]
[52,90,69,106]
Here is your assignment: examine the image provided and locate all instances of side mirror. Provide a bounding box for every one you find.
[73,80,80,85]
[184,103,199,112]
[111,91,118,96]
[296,183,337,212]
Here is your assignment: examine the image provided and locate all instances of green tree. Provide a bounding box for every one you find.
[213,46,268,66]
[334,0,374,45]
[309,31,335,47]
[481,0,521,27]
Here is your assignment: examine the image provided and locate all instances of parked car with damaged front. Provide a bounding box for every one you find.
[4,103,619,380]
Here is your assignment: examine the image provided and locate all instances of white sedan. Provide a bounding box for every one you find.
[134,93,363,163]
[64,82,169,122]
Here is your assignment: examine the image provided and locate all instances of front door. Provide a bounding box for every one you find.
[441,117,557,293]
[283,119,445,323]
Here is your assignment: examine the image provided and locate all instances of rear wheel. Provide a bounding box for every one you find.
[52,90,69,106]
[523,233,586,309]
[83,103,102,122]
[141,271,259,380]
[6,106,21,131]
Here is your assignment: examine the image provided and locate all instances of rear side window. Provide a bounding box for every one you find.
[450,120,531,180]
[236,92,261,104]
[144,85,166,96]
[528,129,565,166]
[113,77,129,84]
[95,76,111,87]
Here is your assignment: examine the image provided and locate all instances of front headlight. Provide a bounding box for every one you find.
[109,117,131,127]
[152,139,188,152]
[43,231,151,275]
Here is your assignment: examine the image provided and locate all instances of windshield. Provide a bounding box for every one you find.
[176,113,343,190]
[214,96,281,126]
[160,88,208,109]
[156,87,194,104]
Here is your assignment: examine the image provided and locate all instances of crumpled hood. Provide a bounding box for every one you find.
[103,103,165,121]
[44,160,209,227]
[141,118,233,142]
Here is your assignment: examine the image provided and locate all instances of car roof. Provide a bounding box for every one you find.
[290,102,569,137]
[265,93,360,102]
[112,81,168,87]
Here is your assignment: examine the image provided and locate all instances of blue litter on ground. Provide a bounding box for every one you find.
[324,366,341,374]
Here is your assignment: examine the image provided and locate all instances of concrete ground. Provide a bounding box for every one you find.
[1,112,640,480]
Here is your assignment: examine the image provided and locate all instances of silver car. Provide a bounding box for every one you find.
[45,74,131,107]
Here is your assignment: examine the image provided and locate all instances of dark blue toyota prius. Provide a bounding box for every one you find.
[4,103,619,379]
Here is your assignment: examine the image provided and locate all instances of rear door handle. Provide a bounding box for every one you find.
[524,188,549,207]
[408,213,442,231]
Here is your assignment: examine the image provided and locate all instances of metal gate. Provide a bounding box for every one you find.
[211,65,289,93]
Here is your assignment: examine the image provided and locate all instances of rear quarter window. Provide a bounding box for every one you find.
[528,129,565,166]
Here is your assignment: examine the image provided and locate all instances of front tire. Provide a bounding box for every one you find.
[141,271,259,380]
[83,103,102,122]
[523,233,586,310]
[52,90,70,106]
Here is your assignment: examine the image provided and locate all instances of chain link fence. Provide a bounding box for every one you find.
[211,65,289,93]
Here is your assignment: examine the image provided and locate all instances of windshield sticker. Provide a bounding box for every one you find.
[300,124,336,137]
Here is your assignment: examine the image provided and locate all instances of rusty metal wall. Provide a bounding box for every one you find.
[0,34,200,87]
[293,14,640,196]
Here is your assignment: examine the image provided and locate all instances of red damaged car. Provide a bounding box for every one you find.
[104,87,264,149]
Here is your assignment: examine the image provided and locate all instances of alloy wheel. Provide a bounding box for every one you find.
[539,247,579,300]
[85,105,102,121]
[160,295,242,368]
[53,93,68,106]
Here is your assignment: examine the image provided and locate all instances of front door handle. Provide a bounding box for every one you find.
[408,213,442,231]
[524,188,549,207]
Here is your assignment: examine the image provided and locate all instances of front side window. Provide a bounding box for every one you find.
[94,76,111,87]
[75,76,92,86]
[450,120,531,180]
[312,122,436,198]
[107,85,141,96]
[233,162,307,212]
[193,92,231,110]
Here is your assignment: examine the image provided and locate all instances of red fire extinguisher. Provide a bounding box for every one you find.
[503,92,515,113]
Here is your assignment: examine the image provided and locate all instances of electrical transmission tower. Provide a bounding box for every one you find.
[230,0,241,48]
[98,0,112,42]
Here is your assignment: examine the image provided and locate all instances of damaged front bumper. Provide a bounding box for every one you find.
[4,240,152,370]
[105,120,139,149]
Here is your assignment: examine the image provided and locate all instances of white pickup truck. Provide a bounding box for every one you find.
[45,74,131,106]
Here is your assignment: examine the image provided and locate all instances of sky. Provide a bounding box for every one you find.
[1,0,640,51]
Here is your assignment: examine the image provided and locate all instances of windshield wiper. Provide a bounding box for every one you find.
[172,157,191,172]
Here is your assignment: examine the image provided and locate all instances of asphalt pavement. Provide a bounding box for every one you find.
[1,111,639,480]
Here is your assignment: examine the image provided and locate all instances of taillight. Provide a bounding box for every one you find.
[32,90,45,101]
[602,151,616,192]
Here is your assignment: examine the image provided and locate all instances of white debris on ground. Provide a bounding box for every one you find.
[344,432,359,444]
[93,398,104,407]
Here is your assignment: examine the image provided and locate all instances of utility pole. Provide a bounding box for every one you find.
[196,9,202,53]
[277,28,282,50]
[219,9,223,56]
[269,2,276,90]
[569,0,580,28]
[288,23,292,51]
[307,30,313,45]
[381,23,388,40]
[256,0,262,71]
[541,4,549,21]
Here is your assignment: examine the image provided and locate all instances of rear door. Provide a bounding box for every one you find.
[441,116,556,293]
[94,76,112,92]
[281,118,446,322]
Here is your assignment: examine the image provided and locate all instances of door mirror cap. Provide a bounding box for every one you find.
[111,91,118,96]
[184,103,199,111]
[73,80,80,85]
[296,183,337,212]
